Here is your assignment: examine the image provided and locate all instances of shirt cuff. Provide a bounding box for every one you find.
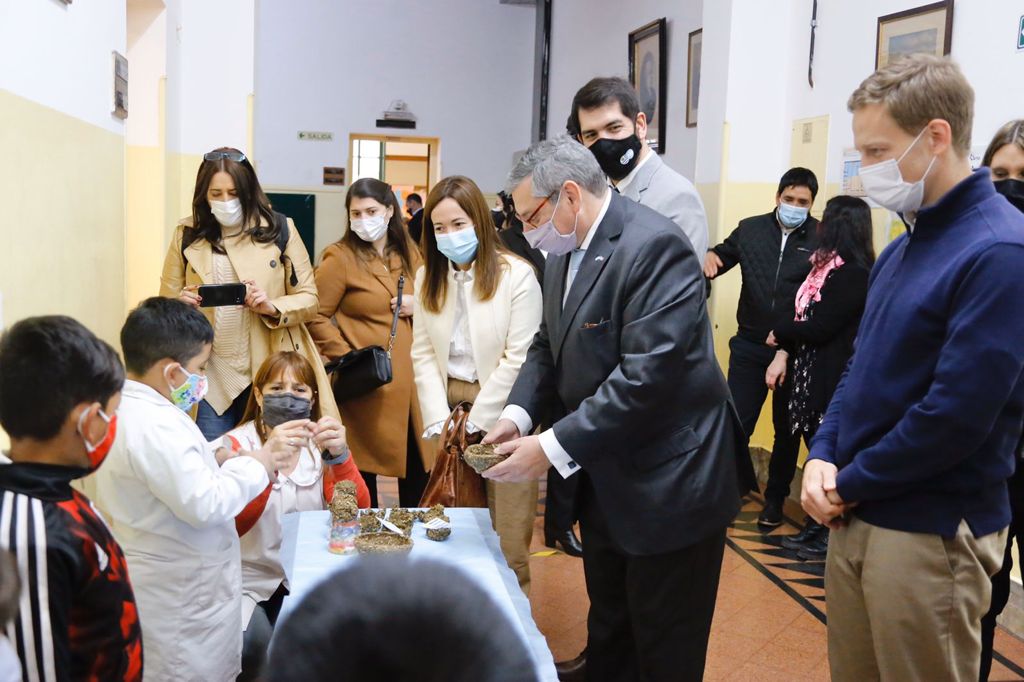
[422,420,482,439]
[500,405,533,438]
[538,429,580,479]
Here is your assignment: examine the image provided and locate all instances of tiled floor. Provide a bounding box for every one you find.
[378,478,1024,681]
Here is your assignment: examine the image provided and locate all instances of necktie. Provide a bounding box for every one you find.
[564,249,585,306]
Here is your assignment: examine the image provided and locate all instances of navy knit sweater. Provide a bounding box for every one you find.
[808,169,1024,538]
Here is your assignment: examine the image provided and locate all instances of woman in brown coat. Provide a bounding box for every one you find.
[160,147,342,443]
[309,178,429,507]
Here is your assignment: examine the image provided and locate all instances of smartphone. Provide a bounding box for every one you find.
[198,283,247,308]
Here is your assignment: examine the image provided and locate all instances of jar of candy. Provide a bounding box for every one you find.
[328,516,359,555]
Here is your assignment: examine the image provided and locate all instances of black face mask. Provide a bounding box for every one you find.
[491,209,505,230]
[995,178,1024,214]
[589,134,643,181]
[262,392,312,428]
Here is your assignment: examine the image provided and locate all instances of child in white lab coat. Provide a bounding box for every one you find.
[228,351,367,680]
[92,298,295,682]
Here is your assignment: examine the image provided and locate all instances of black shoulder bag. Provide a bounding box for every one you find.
[326,275,405,403]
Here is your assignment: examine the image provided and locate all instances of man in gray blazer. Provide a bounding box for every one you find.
[568,77,709,257]
[484,136,755,681]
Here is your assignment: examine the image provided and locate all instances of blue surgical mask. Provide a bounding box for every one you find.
[435,226,479,265]
[777,203,809,229]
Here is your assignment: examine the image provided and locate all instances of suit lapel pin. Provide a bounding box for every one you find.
[594,256,605,262]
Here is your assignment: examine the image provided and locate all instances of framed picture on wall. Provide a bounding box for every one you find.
[686,28,702,128]
[629,18,667,153]
[875,1,954,70]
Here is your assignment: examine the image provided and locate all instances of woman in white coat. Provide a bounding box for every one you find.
[412,176,542,592]
[91,298,293,682]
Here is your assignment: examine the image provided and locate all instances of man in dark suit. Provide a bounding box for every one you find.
[405,193,423,245]
[484,136,755,681]
[495,190,583,559]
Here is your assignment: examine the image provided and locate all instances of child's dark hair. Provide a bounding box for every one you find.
[0,316,124,440]
[120,297,214,375]
[268,557,535,682]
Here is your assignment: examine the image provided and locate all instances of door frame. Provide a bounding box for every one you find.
[347,133,441,193]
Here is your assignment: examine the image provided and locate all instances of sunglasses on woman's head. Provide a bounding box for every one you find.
[204,150,247,163]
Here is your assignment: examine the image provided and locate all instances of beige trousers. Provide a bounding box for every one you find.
[826,516,1007,682]
[447,379,538,595]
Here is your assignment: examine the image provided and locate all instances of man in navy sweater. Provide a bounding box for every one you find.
[802,54,1024,681]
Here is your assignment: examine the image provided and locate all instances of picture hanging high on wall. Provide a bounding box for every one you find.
[875,0,954,69]
[686,28,702,128]
[629,18,667,153]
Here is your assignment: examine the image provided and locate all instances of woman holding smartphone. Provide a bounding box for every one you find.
[160,147,342,443]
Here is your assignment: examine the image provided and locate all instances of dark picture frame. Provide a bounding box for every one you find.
[686,28,702,129]
[628,18,667,154]
[875,1,954,70]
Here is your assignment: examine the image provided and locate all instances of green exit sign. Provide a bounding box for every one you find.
[1019,15,1024,50]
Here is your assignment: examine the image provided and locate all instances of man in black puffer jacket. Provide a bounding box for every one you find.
[705,167,820,529]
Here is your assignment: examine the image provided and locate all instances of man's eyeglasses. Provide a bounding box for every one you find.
[204,150,247,163]
[520,193,556,228]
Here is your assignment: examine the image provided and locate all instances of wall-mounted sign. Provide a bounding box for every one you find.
[323,167,346,185]
[298,131,333,141]
[112,51,128,120]
[1018,15,1024,50]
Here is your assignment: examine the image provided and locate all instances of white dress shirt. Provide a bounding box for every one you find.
[447,265,479,383]
[500,190,612,478]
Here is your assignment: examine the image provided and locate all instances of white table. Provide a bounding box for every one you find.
[279,508,557,681]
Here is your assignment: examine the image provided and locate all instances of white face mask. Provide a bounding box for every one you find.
[350,214,389,243]
[858,128,937,215]
[210,198,243,227]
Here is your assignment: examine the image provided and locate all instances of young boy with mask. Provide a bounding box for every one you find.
[0,315,143,681]
[91,297,295,682]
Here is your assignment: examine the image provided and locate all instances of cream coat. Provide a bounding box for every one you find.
[412,254,542,432]
[91,381,269,682]
[159,217,340,421]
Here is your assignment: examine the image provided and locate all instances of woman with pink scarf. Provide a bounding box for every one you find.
[764,195,875,560]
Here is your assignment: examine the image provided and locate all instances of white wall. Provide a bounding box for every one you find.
[127,0,166,147]
[0,0,127,133]
[253,0,536,193]
[545,0,703,179]
[722,0,805,183]
[176,0,254,155]
[693,0,733,185]
[788,0,1024,185]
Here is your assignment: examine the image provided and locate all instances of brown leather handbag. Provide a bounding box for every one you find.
[419,401,488,508]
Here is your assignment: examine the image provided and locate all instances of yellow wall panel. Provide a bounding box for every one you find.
[0,89,125,346]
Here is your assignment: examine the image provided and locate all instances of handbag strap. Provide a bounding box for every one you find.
[386,274,405,357]
[442,402,471,451]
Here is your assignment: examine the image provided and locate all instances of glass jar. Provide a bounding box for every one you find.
[328,516,359,555]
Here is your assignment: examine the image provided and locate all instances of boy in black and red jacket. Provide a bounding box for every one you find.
[0,316,142,682]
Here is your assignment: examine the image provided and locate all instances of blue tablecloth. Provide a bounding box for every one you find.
[279,508,557,681]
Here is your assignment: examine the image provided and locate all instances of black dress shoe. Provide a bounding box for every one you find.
[545,527,584,557]
[781,518,825,550]
[555,650,586,681]
[757,498,784,529]
[797,529,829,561]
